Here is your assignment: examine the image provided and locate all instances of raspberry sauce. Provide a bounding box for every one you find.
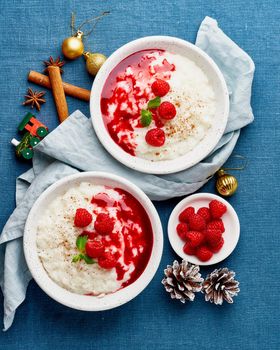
[100,49,175,155]
[90,188,153,289]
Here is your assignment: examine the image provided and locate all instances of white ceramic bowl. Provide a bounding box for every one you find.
[90,36,229,174]
[24,172,163,311]
[168,193,240,266]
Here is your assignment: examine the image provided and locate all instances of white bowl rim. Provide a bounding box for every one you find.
[24,171,163,311]
[167,193,240,266]
[90,35,229,174]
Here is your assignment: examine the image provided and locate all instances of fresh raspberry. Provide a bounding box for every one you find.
[176,223,188,241]
[196,245,213,262]
[158,101,176,120]
[110,232,122,248]
[209,237,224,253]
[183,242,196,255]
[179,206,195,223]
[197,207,211,223]
[145,128,165,147]
[114,251,122,260]
[98,252,117,269]
[151,79,170,97]
[205,229,222,246]
[101,237,110,248]
[188,214,206,231]
[85,240,104,258]
[185,231,204,248]
[110,232,122,243]
[94,213,115,235]
[207,219,225,233]
[74,208,93,227]
[81,230,97,240]
[209,199,227,219]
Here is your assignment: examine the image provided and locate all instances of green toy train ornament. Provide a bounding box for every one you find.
[11,112,48,160]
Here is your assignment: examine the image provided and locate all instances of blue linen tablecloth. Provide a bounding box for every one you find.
[0,0,279,349]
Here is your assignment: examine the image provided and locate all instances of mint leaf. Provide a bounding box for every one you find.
[140,110,152,127]
[80,254,95,264]
[148,96,161,109]
[72,253,96,264]
[76,235,88,252]
[72,254,81,263]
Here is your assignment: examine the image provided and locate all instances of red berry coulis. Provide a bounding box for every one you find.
[90,188,153,288]
[101,49,175,155]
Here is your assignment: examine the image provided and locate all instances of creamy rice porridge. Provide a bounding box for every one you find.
[36,182,153,296]
[101,49,216,161]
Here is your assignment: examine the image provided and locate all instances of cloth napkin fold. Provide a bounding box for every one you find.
[0,16,255,331]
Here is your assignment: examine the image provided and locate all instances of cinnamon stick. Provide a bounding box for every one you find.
[47,66,69,123]
[28,71,90,102]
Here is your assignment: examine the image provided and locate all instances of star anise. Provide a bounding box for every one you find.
[23,88,46,111]
[44,56,65,73]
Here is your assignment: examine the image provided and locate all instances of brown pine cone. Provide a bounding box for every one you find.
[162,260,204,303]
[202,267,240,305]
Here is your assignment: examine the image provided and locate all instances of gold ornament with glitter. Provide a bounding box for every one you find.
[61,12,109,60]
[84,51,107,76]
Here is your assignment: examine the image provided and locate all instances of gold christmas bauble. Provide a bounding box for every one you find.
[62,31,84,60]
[216,169,238,197]
[84,52,107,76]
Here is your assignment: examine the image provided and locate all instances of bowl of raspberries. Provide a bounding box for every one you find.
[168,193,240,265]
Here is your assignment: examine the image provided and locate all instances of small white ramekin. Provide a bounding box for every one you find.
[90,36,229,174]
[168,193,240,266]
[24,172,163,311]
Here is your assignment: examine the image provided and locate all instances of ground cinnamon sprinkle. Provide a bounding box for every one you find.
[175,101,181,107]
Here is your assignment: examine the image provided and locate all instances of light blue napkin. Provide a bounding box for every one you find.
[0,16,255,331]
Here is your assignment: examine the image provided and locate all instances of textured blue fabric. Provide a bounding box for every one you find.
[0,16,256,331]
[0,0,279,349]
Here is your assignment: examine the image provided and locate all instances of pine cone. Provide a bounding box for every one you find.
[202,268,240,305]
[162,260,204,303]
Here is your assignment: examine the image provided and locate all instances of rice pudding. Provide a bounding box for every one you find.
[36,182,153,296]
[101,49,216,161]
